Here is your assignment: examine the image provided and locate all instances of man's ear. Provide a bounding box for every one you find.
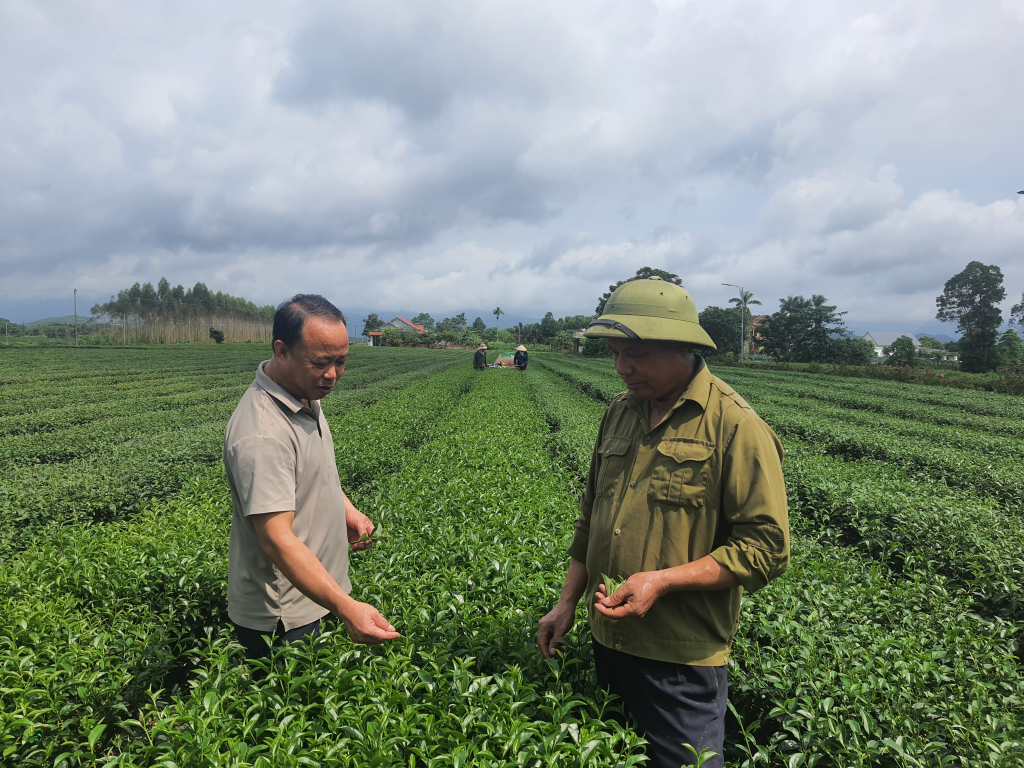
[273,339,289,358]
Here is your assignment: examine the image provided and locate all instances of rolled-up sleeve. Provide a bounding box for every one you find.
[709,413,790,593]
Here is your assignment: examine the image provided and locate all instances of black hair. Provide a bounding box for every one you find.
[273,294,346,349]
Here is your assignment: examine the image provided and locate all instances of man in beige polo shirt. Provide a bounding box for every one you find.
[225,294,400,657]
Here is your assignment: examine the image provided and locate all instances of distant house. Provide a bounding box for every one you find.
[386,317,425,334]
[366,317,424,347]
[748,315,768,355]
[863,332,921,357]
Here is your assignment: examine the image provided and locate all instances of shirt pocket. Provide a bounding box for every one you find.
[596,436,632,497]
[648,438,715,509]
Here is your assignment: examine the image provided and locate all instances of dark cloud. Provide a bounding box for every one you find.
[2,0,1023,327]
[275,3,547,120]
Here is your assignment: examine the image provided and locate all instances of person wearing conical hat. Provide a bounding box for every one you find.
[513,344,528,370]
[537,277,789,768]
[473,343,488,371]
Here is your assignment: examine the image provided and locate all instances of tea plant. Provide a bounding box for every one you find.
[533,353,1024,766]
[2,347,1023,765]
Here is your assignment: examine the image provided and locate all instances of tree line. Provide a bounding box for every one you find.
[698,261,1022,372]
[361,311,592,349]
[582,263,1023,373]
[90,278,276,344]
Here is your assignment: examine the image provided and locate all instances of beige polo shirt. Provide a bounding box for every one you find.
[225,361,351,632]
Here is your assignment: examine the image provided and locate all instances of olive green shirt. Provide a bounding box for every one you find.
[567,358,789,666]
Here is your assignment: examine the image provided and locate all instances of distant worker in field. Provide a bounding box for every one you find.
[513,344,529,370]
[474,343,488,371]
[224,294,400,658]
[537,277,789,768]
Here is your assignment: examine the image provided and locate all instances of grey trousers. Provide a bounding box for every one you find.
[232,617,323,659]
[593,640,728,768]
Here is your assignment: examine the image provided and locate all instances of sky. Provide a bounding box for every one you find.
[2,0,1023,333]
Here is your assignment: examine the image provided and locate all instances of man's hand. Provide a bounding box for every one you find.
[594,571,665,620]
[537,558,589,659]
[252,511,399,646]
[537,603,576,659]
[339,600,401,644]
[345,506,375,551]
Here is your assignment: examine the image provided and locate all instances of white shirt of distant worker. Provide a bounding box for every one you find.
[224,293,399,657]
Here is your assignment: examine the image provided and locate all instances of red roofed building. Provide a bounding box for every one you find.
[386,317,425,334]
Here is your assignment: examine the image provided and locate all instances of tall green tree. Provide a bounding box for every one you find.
[760,295,850,363]
[363,313,385,332]
[557,314,593,332]
[916,335,945,351]
[595,267,682,315]
[697,306,743,355]
[1010,291,1024,329]
[883,335,917,366]
[994,328,1023,367]
[493,307,504,333]
[471,316,487,333]
[831,336,876,365]
[540,312,557,340]
[411,313,435,331]
[935,261,1005,372]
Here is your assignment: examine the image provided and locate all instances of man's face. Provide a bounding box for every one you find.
[272,316,349,402]
[609,338,692,401]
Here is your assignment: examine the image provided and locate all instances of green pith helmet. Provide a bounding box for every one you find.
[584,276,717,348]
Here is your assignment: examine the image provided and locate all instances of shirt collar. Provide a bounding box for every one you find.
[255,361,315,415]
[626,355,713,417]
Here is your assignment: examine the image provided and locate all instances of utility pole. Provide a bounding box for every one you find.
[722,283,745,361]
[74,288,78,346]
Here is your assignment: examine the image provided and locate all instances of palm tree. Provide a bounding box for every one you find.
[493,307,504,334]
[728,290,762,360]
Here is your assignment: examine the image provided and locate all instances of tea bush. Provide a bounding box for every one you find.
[2,346,1022,765]
[0,347,466,557]
[533,354,1024,765]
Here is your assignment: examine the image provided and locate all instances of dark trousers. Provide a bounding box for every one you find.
[232,617,323,659]
[593,640,728,768]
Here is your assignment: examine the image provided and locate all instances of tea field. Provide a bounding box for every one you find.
[1,345,1021,767]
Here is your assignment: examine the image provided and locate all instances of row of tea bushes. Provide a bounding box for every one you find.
[3,361,650,766]
[537,355,1024,514]
[1,358,481,765]
[529,358,1024,766]
[0,348,467,557]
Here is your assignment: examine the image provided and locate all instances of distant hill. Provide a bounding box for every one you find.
[26,315,103,326]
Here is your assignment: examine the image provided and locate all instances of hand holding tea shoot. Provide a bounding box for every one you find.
[354,524,385,546]
[601,573,627,595]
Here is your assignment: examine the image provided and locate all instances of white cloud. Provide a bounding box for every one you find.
[1,0,1023,325]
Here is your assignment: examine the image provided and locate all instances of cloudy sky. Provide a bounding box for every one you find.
[2,0,1023,331]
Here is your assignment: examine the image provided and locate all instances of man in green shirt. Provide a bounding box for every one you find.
[538,277,790,768]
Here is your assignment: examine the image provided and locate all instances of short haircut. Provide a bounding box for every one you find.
[273,294,346,349]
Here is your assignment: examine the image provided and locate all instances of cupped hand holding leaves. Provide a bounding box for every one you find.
[594,571,664,620]
[341,600,401,644]
[346,507,376,551]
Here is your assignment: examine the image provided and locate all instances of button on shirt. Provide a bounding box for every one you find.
[225,362,351,632]
[567,357,790,666]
